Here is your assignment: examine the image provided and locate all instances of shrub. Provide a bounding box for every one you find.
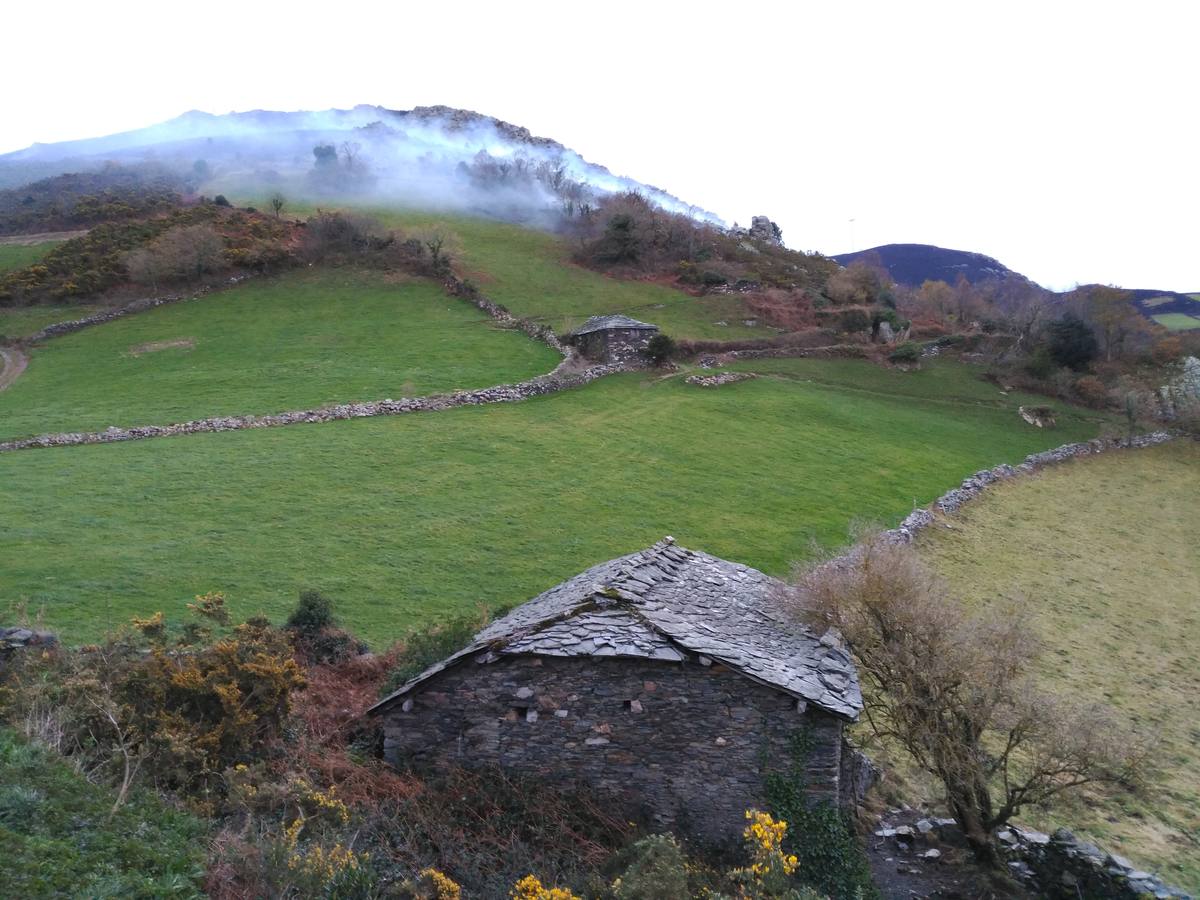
[888,342,921,363]
[288,589,335,636]
[1046,312,1099,370]
[609,834,690,899]
[1073,374,1109,408]
[379,611,492,697]
[645,333,676,366]
[836,309,870,334]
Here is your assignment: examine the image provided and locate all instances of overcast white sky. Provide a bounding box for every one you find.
[1,0,1196,291]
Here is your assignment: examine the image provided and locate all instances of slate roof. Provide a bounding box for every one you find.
[368,538,862,720]
[572,315,659,336]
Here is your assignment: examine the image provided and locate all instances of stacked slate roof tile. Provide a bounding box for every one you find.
[369,537,862,720]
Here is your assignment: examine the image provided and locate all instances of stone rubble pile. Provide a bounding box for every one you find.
[999,825,1193,899]
[684,372,756,388]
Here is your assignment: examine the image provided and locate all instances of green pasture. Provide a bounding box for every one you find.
[0,358,1112,648]
[1152,312,1200,331]
[0,268,559,441]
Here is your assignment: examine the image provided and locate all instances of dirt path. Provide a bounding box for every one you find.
[0,345,28,392]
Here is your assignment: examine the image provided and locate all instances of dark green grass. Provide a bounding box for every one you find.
[0,268,559,440]
[0,729,206,897]
[0,360,1113,646]
[0,241,61,273]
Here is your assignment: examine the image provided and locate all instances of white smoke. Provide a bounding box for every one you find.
[0,105,726,228]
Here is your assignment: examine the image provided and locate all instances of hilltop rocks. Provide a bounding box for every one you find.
[730,216,783,247]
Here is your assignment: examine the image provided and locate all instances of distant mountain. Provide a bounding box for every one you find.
[0,105,722,227]
[831,243,1035,288]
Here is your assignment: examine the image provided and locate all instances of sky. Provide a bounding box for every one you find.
[1,0,1196,291]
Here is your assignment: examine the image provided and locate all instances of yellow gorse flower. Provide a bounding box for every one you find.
[510,874,582,900]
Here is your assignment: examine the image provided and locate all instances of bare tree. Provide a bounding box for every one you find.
[783,532,1147,863]
[411,225,463,275]
[269,192,286,219]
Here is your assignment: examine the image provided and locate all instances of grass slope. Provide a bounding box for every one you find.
[256,202,774,341]
[1152,312,1200,331]
[0,241,60,273]
[0,268,559,440]
[0,360,1111,646]
[0,729,206,897]
[919,441,1200,889]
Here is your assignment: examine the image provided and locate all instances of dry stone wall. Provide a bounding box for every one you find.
[0,363,627,452]
[886,431,1175,543]
[381,653,845,844]
[20,276,255,345]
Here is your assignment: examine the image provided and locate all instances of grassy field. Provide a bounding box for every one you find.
[0,358,1113,647]
[0,241,60,274]
[919,440,1200,889]
[1152,312,1200,331]
[0,268,559,440]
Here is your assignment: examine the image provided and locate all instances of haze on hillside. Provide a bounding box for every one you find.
[1,1,1195,292]
[0,105,720,229]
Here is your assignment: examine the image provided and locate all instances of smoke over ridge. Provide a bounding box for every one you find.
[0,104,723,228]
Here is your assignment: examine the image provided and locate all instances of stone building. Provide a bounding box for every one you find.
[368,538,864,842]
[568,315,659,364]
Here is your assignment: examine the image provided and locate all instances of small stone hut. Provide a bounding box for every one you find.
[368,538,864,842]
[568,315,659,364]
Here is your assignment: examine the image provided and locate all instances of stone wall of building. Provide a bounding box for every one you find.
[380,653,844,843]
[578,327,656,365]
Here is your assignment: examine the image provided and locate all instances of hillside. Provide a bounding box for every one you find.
[918,441,1200,889]
[832,243,1033,287]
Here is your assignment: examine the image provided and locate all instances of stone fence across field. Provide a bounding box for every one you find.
[885,431,1176,543]
[0,362,630,452]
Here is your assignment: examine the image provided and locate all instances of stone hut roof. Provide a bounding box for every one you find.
[572,315,659,336]
[368,538,862,720]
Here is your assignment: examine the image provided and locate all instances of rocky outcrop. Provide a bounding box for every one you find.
[1018,405,1056,428]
